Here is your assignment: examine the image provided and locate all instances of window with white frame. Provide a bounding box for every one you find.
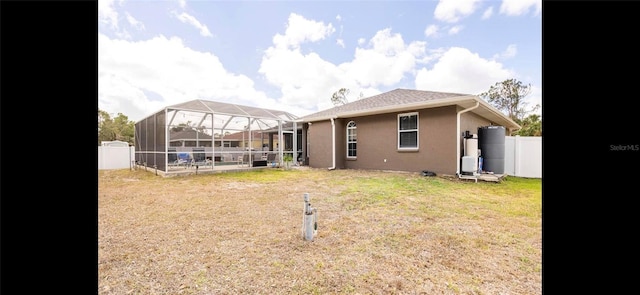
[398,112,418,149]
[347,121,357,158]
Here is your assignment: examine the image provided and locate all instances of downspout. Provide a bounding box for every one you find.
[328,117,336,170]
[456,102,480,175]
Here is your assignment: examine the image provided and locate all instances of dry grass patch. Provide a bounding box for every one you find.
[99,168,541,294]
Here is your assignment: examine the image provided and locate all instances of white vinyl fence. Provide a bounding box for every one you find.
[504,135,542,178]
[98,145,135,170]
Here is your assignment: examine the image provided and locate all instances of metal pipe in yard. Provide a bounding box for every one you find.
[302,193,318,241]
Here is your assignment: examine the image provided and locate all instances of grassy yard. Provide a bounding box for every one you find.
[98,167,541,294]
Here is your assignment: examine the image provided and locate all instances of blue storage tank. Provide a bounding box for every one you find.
[478,126,505,174]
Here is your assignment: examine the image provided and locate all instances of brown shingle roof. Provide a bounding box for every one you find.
[300,88,470,121]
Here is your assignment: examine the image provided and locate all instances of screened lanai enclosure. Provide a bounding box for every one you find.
[134,100,302,176]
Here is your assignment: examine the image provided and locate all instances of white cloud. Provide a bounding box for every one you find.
[259,44,343,111]
[98,0,139,40]
[125,12,145,31]
[272,13,335,49]
[482,7,494,19]
[434,0,482,23]
[448,25,463,35]
[370,28,405,55]
[357,38,366,46]
[500,0,541,17]
[98,0,119,30]
[415,47,514,95]
[115,29,132,40]
[260,20,426,112]
[98,33,306,122]
[492,44,517,60]
[336,14,342,21]
[259,14,345,111]
[174,12,213,37]
[415,47,445,66]
[426,24,463,38]
[424,24,439,37]
[339,29,427,88]
[178,0,187,9]
[336,39,345,48]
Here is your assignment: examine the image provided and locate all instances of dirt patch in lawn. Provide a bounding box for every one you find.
[99,168,541,294]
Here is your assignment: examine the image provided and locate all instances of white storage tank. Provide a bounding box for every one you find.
[462,134,479,174]
[461,156,477,175]
[465,135,478,158]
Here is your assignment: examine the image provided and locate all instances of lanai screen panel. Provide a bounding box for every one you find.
[154,111,167,170]
[134,117,147,165]
[134,109,167,170]
[204,101,248,116]
[167,109,215,149]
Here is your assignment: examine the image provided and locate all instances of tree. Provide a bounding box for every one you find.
[513,114,542,136]
[330,88,364,106]
[478,79,539,122]
[98,109,135,145]
[170,122,194,132]
[479,79,541,136]
[331,88,350,106]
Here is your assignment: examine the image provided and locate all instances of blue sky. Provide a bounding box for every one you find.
[98,0,541,122]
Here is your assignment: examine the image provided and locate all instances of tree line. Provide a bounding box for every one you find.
[98,110,135,145]
[478,79,541,136]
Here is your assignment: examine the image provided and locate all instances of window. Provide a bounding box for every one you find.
[347,121,357,158]
[398,112,418,149]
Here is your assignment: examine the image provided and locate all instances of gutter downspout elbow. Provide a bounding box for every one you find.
[328,117,336,170]
[456,102,480,176]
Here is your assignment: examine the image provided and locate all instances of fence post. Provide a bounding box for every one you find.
[98,146,102,170]
[514,135,520,177]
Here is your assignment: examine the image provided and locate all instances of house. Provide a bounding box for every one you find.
[261,121,304,160]
[169,129,215,147]
[297,88,520,176]
[221,129,281,150]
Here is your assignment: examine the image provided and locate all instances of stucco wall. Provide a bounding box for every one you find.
[460,111,493,138]
[308,106,460,175]
[307,120,335,169]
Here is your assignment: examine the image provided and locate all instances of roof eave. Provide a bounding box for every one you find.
[299,95,520,130]
[472,98,521,129]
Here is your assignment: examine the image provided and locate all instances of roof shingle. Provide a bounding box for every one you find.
[300,88,470,120]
